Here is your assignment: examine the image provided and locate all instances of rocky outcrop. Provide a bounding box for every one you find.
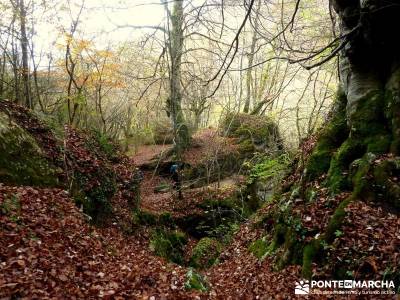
[0,111,60,187]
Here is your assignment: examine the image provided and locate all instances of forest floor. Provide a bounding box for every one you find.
[2,182,398,299]
[0,124,305,299]
[1,106,399,299]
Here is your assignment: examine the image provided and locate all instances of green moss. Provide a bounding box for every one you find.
[248,155,290,184]
[132,210,158,226]
[305,148,333,180]
[248,238,270,259]
[326,139,364,193]
[302,239,321,279]
[184,268,209,292]
[278,227,304,268]
[190,237,222,268]
[222,112,282,155]
[365,135,391,154]
[350,91,391,156]
[0,113,60,187]
[373,158,400,209]
[150,228,188,264]
[351,153,375,199]
[325,197,352,243]
[0,194,20,222]
[238,139,254,154]
[326,158,347,194]
[305,90,349,181]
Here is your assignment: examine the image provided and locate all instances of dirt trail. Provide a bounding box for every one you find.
[132,144,173,167]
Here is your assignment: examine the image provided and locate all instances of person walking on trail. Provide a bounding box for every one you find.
[170,163,183,200]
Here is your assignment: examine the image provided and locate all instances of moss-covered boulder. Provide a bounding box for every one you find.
[190,237,222,268]
[153,120,174,144]
[0,100,136,223]
[149,228,188,264]
[0,111,60,186]
[259,81,400,281]
[222,113,282,155]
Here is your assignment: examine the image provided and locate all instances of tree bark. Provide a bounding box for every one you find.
[304,0,400,204]
[17,0,32,109]
[168,0,190,158]
[243,0,261,113]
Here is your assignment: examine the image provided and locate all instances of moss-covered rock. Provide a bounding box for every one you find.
[326,138,364,193]
[65,127,118,222]
[0,112,60,187]
[222,112,282,155]
[190,237,222,268]
[181,151,241,188]
[149,228,187,264]
[153,120,174,144]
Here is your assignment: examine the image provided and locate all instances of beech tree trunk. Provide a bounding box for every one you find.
[304,0,400,206]
[333,0,400,145]
[17,0,32,109]
[243,0,261,114]
[167,0,190,158]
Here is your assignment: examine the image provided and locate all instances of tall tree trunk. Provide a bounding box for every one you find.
[11,34,21,104]
[243,0,261,113]
[18,0,32,109]
[304,0,400,205]
[0,53,5,98]
[168,0,190,158]
[267,1,400,279]
[334,0,400,155]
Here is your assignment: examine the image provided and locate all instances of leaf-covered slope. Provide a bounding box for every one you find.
[0,100,141,222]
[0,185,199,299]
[0,101,63,187]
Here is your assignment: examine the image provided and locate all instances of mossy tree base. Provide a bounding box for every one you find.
[265,82,400,280]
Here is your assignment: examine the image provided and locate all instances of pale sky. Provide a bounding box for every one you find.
[34,1,164,44]
[33,0,223,67]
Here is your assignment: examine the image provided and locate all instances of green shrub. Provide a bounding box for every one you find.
[0,194,21,223]
[248,154,291,184]
[184,268,209,292]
